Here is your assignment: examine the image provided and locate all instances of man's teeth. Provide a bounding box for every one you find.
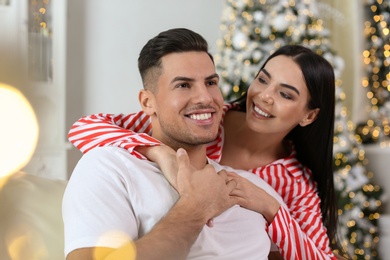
[254,106,271,117]
[189,113,212,120]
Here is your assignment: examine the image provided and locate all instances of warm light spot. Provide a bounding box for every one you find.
[6,228,47,259]
[8,235,30,259]
[94,231,136,260]
[0,83,39,179]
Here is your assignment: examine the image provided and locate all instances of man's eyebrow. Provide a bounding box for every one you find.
[205,73,220,81]
[170,73,219,84]
[261,68,300,95]
[170,76,194,84]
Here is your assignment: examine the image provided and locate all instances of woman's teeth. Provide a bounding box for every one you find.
[254,106,271,117]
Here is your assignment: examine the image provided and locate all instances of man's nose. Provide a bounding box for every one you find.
[193,85,213,104]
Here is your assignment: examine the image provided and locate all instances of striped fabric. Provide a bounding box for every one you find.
[68,103,335,259]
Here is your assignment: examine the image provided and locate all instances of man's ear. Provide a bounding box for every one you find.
[299,108,320,127]
[139,89,155,115]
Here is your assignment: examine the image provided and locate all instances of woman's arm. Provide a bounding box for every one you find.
[227,171,336,260]
[69,112,181,187]
[69,103,233,160]
[68,112,162,157]
[268,206,335,259]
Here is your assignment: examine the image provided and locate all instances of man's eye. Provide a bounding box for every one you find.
[207,80,218,86]
[177,83,190,88]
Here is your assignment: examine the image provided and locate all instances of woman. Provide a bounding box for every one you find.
[69,45,338,259]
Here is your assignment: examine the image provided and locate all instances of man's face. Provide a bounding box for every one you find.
[147,51,224,150]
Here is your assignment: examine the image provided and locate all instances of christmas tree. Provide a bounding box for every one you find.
[356,0,390,144]
[214,0,384,258]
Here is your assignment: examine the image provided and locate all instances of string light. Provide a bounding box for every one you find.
[356,0,390,146]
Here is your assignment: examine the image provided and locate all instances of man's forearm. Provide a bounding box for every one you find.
[66,197,211,260]
[135,198,207,259]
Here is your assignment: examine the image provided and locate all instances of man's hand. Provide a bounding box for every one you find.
[175,148,238,224]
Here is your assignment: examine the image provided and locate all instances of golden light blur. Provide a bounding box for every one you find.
[93,243,136,260]
[359,1,390,145]
[94,231,136,260]
[0,83,39,179]
[6,226,47,260]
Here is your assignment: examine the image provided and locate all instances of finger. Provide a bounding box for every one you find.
[226,179,237,192]
[217,169,227,178]
[218,170,232,185]
[229,188,243,196]
[206,218,214,227]
[176,148,190,172]
[225,174,241,186]
[226,171,238,177]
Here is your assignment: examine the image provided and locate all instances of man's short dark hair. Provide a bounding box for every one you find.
[138,28,214,91]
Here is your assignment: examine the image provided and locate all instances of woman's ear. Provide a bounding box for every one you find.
[299,108,320,127]
[139,89,155,116]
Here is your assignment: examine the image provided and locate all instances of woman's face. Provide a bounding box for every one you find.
[246,55,319,137]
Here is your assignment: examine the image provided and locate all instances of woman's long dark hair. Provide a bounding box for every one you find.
[233,45,338,244]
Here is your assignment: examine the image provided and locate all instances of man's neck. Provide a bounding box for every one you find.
[150,122,209,169]
[181,145,208,170]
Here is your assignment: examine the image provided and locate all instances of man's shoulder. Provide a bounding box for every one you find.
[83,146,137,161]
[76,146,149,173]
[69,146,159,189]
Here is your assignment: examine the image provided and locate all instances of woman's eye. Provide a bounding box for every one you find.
[280,92,292,100]
[258,77,267,84]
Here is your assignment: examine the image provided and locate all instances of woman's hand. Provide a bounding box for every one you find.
[135,145,178,189]
[226,172,281,223]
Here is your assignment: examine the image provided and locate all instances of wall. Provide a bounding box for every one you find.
[66,0,226,175]
[319,0,370,123]
[1,1,70,180]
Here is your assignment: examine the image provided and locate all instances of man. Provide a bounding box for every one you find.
[63,28,284,259]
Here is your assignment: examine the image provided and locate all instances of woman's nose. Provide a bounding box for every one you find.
[260,89,274,105]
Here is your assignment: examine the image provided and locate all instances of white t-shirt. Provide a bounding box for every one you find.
[63,147,285,259]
